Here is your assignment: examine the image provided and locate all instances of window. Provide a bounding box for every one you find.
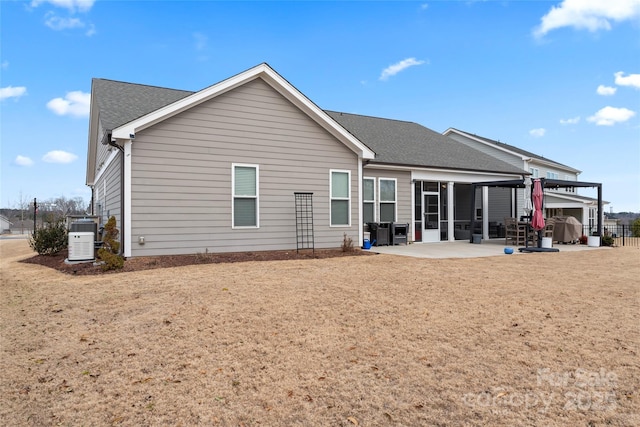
[530,167,539,178]
[233,164,258,227]
[546,171,559,179]
[330,170,350,226]
[363,178,375,224]
[379,178,396,222]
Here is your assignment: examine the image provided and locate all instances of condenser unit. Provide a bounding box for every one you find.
[68,232,95,261]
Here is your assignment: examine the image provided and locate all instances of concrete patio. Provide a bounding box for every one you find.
[368,238,605,259]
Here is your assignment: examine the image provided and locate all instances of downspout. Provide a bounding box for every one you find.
[107,135,126,257]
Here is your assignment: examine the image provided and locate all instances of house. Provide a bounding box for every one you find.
[86,63,554,257]
[444,128,606,232]
[0,214,12,234]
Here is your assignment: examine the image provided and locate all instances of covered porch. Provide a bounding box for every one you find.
[469,178,604,243]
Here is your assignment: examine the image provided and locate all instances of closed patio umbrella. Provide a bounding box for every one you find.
[523,177,533,216]
[531,178,545,231]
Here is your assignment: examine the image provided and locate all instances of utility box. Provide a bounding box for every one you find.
[68,232,95,261]
[391,223,409,245]
[367,222,390,246]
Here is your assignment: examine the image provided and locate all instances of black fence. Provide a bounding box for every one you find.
[583,224,640,247]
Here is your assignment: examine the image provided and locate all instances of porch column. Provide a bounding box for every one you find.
[447,181,454,242]
[482,186,489,240]
[410,179,416,242]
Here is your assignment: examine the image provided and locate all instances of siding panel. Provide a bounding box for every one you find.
[130,78,359,256]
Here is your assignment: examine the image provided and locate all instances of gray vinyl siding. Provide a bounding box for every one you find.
[362,167,411,227]
[94,151,122,245]
[95,122,112,176]
[130,78,359,256]
[447,133,523,169]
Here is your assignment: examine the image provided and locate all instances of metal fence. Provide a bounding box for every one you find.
[583,224,640,247]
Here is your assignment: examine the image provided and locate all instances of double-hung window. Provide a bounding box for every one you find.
[530,167,539,178]
[232,164,258,228]
[330,170,350,226]
[363,177,375,224]
[379,178,396,222]
[546,171,559,179]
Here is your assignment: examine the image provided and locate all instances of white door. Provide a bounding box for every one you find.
[422,193,440,242]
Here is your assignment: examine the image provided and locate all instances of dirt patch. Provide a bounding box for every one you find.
[20,247,372,275]
[1,239,639,426]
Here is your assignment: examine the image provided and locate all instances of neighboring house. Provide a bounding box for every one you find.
[0,215,12,233]
[86,63,535,257]
[444,128,605,230]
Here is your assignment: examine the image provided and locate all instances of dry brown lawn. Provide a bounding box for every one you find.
[1,239,638,426]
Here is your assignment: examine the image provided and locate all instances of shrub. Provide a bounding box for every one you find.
[29,220,67,255]
[97,248,125,271]
[601,234,614,247]
[578,235,588,245]
[97,216,124,271]
[632,218,640,238]
[341,233,355,252]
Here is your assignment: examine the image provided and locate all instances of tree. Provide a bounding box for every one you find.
[632,218,640,238]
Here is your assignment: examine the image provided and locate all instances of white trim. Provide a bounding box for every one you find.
[410,168,520,185]
[378,177,397,222]
[329,169,351,227]
[93,148,119,188]
[358,160,363,244]
[111,63,375,160]
[123,140,132,258]
[362,176,376,224]
[231,163,260,229]
[443,128,582,174]
[447,182,455,242]
[530,167,540,178]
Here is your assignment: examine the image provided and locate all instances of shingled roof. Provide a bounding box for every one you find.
[326,111,527,175]
[90,78,527,176]
[448,128,580,172]
[91,78,193,132]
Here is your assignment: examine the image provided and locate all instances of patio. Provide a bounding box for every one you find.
[368,238,605,259]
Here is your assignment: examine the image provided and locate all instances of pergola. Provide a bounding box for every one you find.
[469,178,603,244]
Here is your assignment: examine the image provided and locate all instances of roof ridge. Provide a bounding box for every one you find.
[325,110,418,125]
[93,78,194,93]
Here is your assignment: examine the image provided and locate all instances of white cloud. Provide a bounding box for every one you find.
[15,155,34,166]
[44,13,84,30]
[85,23,96,36]
[1,61,8,69]
[596,85,617,95]
[193,32,208,51]
[46,91,90,117]
[587,106,636,125]
[533,0,640,38]
[379,57,427,81]
[529,128,546,137]
[31,0,96,13]
[0,86,27,100]
[420,4,429,10]
[560,116,581,125]
[614,71,640,89]
[42,150,78,164]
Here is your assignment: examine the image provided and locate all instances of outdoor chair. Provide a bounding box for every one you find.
[505,217,531,246]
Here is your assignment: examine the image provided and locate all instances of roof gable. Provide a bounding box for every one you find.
[326,112,527,175]
[445,128,581,173]
[107,63,374,159]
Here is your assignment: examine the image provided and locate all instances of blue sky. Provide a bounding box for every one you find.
[2,0,639,212]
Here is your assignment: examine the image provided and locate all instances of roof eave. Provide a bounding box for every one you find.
[111,63,375,160]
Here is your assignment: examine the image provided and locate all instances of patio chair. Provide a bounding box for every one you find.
[505,217,533,246]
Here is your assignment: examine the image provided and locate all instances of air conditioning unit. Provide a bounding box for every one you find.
[69,232,95,261]
[70,219,98,236]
